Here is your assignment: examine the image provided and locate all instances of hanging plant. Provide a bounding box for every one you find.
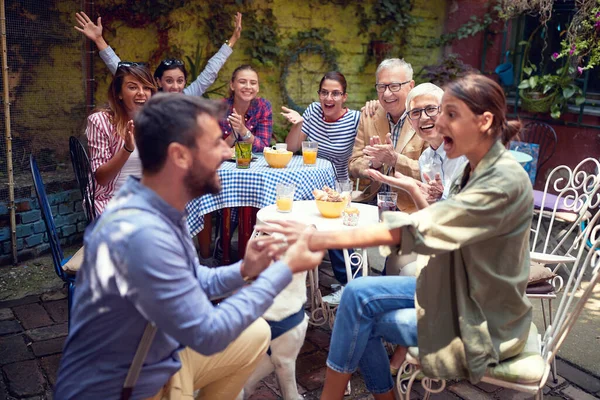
[497,0,554,26]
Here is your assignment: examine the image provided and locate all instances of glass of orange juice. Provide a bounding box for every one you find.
[302,141,318,166]
[276,183,295,213]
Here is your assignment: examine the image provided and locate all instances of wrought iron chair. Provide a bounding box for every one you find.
[69,136,96,224]
[397,206,600,400]
[30,155,78,326]
[520,121,558,177]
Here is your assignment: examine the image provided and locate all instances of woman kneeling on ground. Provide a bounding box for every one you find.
[259,74,534,400]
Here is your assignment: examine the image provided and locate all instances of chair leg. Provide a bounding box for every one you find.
[67,282,75,331]
[197,212,213,259]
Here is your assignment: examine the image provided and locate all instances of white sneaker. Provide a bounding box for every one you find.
[322,286,344,305]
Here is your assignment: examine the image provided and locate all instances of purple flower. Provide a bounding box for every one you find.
[596,11,600,18]
[569,44,576,55]
[596,20,600,28]
[552,52,559,60]
[577,66,583,75]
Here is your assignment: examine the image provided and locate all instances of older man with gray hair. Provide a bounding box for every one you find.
[349,58,428,213]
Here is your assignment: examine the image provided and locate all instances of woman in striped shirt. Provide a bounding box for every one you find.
[283,71,360,181]
[86,63,157,215]
[282,72,361,288]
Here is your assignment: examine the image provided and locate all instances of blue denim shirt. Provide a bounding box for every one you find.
[54,177,292,399]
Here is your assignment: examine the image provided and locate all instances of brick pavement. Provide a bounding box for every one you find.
[1,269,599,400]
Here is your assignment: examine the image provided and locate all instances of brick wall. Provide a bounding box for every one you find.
[0,180,86,266]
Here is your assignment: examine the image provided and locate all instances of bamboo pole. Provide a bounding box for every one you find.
[0,0,17,264]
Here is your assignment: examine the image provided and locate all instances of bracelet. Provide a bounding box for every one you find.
[240,130,252,140]
[123,145,134,153]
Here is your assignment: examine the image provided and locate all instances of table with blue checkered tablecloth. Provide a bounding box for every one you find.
[186,155,336,236]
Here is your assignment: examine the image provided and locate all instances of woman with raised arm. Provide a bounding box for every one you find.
[218,65,272,153]
[259,74,533,400]
[87,63,157,215]
[75,11,241,96]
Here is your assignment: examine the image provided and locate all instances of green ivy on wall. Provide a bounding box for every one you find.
[242,9,281,67]
[279,29,340,113]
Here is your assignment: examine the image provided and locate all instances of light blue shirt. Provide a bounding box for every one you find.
[99,44,233,97]
[418,146,467,200]
[54,177,292,400]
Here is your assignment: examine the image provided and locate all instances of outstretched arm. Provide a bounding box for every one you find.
[74,11,120,75]
[184,12,242,97]
[366,169,430,210]
[282,106,306,152]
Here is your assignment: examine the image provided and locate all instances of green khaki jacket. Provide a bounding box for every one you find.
[383,141,533,383]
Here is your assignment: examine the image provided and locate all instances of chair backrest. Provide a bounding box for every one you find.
[531,157,600,256]
[29,155,67,283]
[541,202,600,374]
[520,121,557,176]
[69,136,96,224]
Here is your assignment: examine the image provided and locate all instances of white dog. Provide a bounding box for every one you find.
[237,271,309,400]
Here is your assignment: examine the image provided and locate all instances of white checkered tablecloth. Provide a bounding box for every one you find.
[186,155,336,236]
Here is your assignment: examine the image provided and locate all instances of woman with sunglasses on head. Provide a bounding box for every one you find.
[87,63,157,215]
[281,72,361,292]
[260,74,533,400]
[219,64,272,152]
[75,11,241,96]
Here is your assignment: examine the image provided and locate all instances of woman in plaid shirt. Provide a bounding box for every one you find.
[86,64,157,215]
[218,65,273,153]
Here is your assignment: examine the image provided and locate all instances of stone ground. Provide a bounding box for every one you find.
[0,247,599,399]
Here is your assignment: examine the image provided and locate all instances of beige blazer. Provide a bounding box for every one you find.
[348,107,427,212]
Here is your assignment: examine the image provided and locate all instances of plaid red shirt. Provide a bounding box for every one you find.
[218,97,273,152]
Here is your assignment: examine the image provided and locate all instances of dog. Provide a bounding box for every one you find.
[237,271,309,400]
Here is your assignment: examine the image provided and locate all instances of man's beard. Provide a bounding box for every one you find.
[183,159,221,199]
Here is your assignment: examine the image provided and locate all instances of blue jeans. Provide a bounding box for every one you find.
[327,276,418,394]
[328,249,360,284]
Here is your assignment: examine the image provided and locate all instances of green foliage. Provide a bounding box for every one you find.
[427,3,502,48]
[128,0,186,21]
[184,42,227,99]
[358,0,420,44]
[271,122,291,145]
[242,9,281,67]
[417,54,477,86]
[518,63,584,119]
[279,29,340,113]
[205,2,234,51]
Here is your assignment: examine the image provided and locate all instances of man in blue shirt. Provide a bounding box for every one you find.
[54,94,324,400]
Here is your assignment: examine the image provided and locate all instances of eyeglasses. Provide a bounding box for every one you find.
[117,61,147,69]
[317,90,344,100]
[374,80,411,93]
[160,59,184,67]
[407,105,440,120]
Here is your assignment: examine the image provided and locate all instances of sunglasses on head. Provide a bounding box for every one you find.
[117,61,147,69]
[160,59,185,67]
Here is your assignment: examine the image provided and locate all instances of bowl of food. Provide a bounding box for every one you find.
[264,148,293,168]
[313,186,349,218]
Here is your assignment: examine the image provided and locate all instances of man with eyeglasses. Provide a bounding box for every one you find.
[349,58,427,213]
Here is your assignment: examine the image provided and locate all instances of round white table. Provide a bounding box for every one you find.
[509,149,533,165]
[255,200,379,327]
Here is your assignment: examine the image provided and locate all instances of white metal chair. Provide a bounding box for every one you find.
[397,200,600,400]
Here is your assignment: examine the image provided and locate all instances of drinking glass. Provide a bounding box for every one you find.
[235,142,252,169]
[302,141,318,166]
[377,192,398,222]
[335,179,353,207]
[276,183,295,213]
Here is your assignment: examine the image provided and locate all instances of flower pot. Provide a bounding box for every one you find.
[519,91,557,113]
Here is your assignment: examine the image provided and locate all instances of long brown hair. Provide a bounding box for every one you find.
[100,64,157,139]
[445,74,520,145]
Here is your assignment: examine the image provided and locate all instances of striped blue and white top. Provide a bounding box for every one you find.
[301,102,360,181]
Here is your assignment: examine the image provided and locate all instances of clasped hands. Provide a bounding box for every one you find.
[363,133,398,169]
[240,223,324,279]
[227,108,250,139]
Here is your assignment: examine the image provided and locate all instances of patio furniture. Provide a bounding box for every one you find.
[397,208,600,400]
[69,136,96,224]
[255,200,378,328]
[520,121,558,177]
[186,154,336,264]
[29,155,79,326]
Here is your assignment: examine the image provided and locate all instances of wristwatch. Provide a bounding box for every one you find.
[240,130,252,140]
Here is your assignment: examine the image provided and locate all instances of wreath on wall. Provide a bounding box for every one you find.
[279,29,340,113]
